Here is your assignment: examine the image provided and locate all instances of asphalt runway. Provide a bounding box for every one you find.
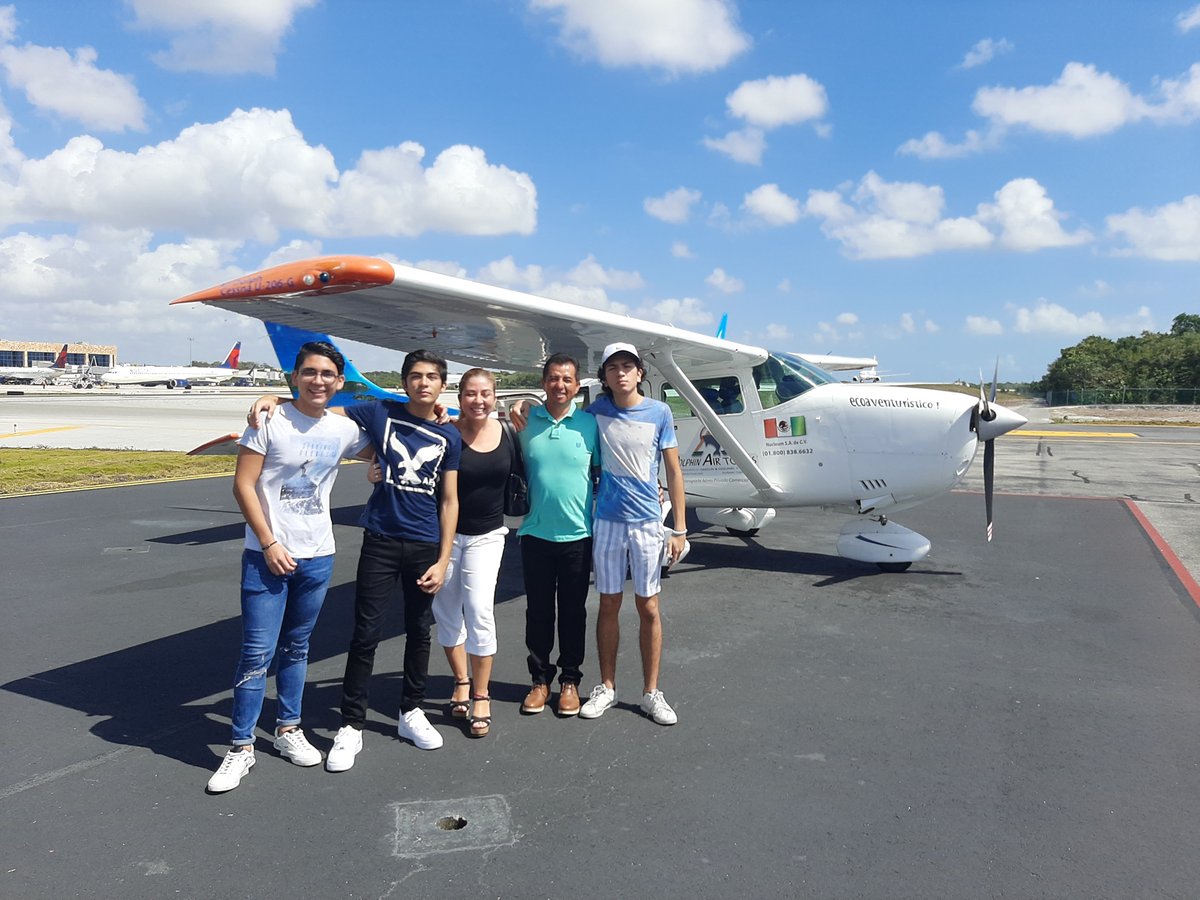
[3,450,1200,897]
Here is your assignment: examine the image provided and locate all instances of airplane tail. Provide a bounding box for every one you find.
[263,322,401,406]
[219,342,242,369]
[715,314,728,340]
[52,344,69,369]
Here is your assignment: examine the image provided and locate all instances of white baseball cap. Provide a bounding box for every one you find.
[601,342,642,366]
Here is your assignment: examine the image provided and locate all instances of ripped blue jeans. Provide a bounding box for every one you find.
[230,550,336,746]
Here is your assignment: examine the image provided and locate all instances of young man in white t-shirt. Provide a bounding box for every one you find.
[206,342,370,793]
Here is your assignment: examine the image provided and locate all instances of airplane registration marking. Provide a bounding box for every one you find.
[0,425,83,439]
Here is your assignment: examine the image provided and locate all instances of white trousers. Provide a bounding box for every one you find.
[433,526,507,656]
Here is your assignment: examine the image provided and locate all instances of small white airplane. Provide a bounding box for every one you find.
[171,255,1026,570]
[101,342,242,389]
[0,344,69,384]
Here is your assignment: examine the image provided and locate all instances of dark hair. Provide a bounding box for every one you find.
[293,341,345,375]
[597,351,644,398]
[542,352,580,379]
[458,367,495,393]
[402,348,448,382]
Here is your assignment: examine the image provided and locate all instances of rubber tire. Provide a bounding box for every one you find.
[876,561,912,573]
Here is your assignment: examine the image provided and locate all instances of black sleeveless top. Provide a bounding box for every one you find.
[456,425,515,535]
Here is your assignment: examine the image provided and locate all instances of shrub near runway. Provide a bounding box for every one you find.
[0,448,236,495]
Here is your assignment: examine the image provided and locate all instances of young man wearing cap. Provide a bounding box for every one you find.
[578,342,687,725]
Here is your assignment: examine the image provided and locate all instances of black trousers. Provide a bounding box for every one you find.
[341,530,439,726]
[522,535,592,686]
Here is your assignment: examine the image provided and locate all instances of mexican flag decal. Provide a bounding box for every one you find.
[764,415,806,438]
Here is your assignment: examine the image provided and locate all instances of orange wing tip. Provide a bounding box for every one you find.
[187,433,242,456]
[170,256,395,305]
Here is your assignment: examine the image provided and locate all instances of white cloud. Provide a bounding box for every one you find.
[529,0,749,75]
[743,183,801,226]
[0,6,14,43]
[670,240,694,258]
[1178,4,1200,32]
[960,37,1013,70]
[1106,194,1200,260]
[765,323,792,340]
[705,267,743,293]
[644,186,701,223]
[0,42,147,132]
[776,278,791,293]
[128,0,319,75]
[973,62,1148,137]
[476,255,545,291]
[975,178,1091,251]
[726,74,828,128]
[924,319,941,334]
[899,312,915,333]
[965,315,1004,335]
[0,108,537,241]
[897,128,991,160]
[566,254,644,290]
[1078,279,1111,298]
[637,296,714,327]
[702,126,765,164]
[804,171,1091,259]
[537,282,629,315]
[1011,301,1154,336]
[837,312,859,326]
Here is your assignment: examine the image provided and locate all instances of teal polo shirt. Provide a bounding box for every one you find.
[517,403,600,542]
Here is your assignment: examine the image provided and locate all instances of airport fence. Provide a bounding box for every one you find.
[1045,387,1200,406]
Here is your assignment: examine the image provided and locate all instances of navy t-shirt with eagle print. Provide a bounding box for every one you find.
[345,401,461,544]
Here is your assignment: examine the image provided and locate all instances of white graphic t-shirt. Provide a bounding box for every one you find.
[239,404,369,557]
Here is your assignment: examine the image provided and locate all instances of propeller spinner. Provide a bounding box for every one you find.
[973,363,1026,541]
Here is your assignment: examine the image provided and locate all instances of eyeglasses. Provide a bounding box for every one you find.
[298,368,341,381]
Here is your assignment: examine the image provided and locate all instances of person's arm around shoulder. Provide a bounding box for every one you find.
[417,469,458,594]
[246,394,351,429]
[232,445,297,576]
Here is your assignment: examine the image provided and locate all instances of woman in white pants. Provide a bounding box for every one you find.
[374,369,514,736]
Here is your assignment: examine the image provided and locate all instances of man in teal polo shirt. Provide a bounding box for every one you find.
[518,352,600,717]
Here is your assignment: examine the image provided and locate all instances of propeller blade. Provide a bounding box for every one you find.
[984,437,995,542]
[990,358,999,405]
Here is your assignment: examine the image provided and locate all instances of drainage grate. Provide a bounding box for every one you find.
[390,795,516,858]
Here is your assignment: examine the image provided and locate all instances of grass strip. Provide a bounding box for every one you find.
[0,448,237,495]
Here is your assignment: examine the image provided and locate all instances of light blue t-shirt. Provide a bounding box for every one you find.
[517,404,600,542]
[589,394,677,524]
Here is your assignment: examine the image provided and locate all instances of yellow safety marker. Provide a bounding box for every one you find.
[0,425,83,439]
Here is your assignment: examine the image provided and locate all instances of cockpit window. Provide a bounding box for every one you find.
[661,375,745,418]
[753,352,837,408]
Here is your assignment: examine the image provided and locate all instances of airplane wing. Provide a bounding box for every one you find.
[171,256,768,374]
[799,353,878,372]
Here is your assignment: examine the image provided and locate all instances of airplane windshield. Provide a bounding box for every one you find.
[754,352,837,408]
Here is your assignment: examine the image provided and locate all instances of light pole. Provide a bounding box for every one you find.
[188,337,194,364]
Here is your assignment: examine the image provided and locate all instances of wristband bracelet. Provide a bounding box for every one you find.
[263,540,278,551]
[667,528,687,536]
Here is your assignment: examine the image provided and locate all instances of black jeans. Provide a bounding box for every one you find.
[341,531,439,726]
[522,535,592,686]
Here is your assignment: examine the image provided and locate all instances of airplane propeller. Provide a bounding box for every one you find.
[973,360,1023,542]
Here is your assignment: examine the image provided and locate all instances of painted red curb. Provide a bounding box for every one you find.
[1123,499,1200,610]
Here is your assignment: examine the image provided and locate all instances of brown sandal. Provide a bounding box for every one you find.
[469,695,491,738]
[448,680,471,719]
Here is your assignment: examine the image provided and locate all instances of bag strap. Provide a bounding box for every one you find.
[501,419,526,478]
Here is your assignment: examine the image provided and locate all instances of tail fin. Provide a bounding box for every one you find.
[715,314,728,340]
[263,322,403,407]
[52,344,69,368]
[219,342,242,369]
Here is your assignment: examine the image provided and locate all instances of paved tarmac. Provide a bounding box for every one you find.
[2,394,1200,898]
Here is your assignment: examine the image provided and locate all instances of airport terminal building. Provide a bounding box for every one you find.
[0,340,117,368]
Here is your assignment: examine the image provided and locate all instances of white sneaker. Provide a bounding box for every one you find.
[273,728,322,766]
[206,747,255,793]
[326,725,363,772]
[640,689,678,726]
[579,684,616,719]
[397,708,443,750]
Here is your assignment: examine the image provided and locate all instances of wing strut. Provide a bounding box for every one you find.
[646,347,785,502]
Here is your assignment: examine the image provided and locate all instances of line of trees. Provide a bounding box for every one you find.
[1035,314,1200,393]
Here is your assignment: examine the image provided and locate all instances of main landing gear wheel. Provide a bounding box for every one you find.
[876,561,912,573]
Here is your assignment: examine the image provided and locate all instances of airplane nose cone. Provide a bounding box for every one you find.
[977,403,1027,442]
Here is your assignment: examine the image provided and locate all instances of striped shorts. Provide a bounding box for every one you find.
[592,518,664,597]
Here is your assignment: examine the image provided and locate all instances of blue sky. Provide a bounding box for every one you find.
[0,1,1197,381]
